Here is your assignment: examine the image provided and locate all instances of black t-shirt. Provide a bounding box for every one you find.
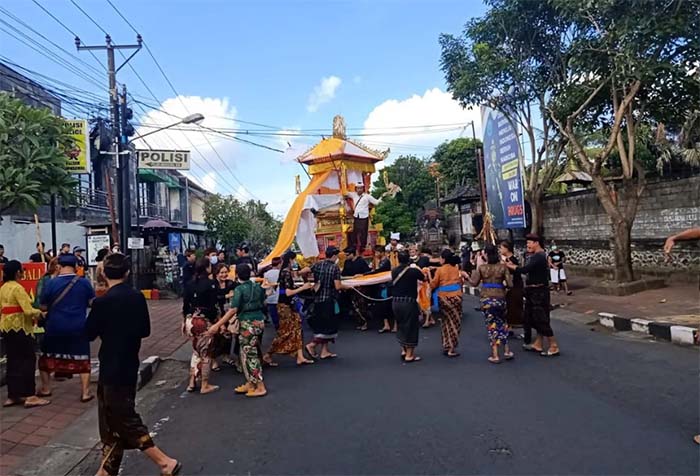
[86,283,150,387]
[215,279,237,315]
[342,257,370,276]
[549,250,565,268]
[183,277,219,322]
[237,255,258,274]
[515,251,549,286]
[505,255,523,288]
[390,265,425,298]
[181,262,194,284]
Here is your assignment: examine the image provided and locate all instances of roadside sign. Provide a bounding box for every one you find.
[128,237,145,249]
[65,119,91,174]
[137,149,190,170]
[87,235,110,266]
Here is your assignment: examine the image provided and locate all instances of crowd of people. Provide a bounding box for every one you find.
[177,232,564,403]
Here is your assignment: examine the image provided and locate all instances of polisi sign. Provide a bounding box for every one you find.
[137,149,190,170]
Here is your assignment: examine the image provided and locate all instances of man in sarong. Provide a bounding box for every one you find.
[86,254,181,476]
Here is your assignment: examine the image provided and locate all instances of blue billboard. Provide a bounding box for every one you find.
[168,232,182,253]
[481,107,526,229]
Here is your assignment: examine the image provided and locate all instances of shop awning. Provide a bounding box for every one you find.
[138,169,168,183]
[165,175,183,189]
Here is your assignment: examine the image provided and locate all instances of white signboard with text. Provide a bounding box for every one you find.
[137,149,190,170]
[87,235,110,266]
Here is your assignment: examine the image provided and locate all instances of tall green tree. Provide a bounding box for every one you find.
[440,0,567,234]
[372,155,434,240]
[545,0,700,282]
[0,92,77,218]
[431,137,480,191]
[203,195,281,254]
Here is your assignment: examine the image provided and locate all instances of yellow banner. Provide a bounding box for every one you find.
[65,119,90,174]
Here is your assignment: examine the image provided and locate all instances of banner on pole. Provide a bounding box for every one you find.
[65,119,91,174]
[481,106,526,229]
[87,234,111,266]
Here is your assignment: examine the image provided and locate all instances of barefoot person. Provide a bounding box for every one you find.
[470,244,514,363]
[263,251,315,366]
[209,264,268,397]
[506,234,561,357]
[302,246,343,359]
[431,249,463,357]
[0,261,50,408]
[86,253,181,476]
[391,251,426,362]
[182,258,220,394]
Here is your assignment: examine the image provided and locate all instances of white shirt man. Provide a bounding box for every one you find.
[348,183,381,254]
[350,189,380,219]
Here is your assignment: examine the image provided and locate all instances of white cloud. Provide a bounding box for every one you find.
[360,88,481,164]
[307,75,342,112]
[133,95,241,196]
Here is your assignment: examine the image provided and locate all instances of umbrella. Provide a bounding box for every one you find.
[142,219,172,229]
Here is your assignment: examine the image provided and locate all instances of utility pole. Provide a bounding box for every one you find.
[76,34,141,255]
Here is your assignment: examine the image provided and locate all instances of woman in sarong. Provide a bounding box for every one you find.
[391,251,426,362]
[182,258,219,394]
[263,251,315,366]
[470,244,514,363]
[430,249,463,357]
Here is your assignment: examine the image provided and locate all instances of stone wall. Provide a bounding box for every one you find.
[539,175,700,276]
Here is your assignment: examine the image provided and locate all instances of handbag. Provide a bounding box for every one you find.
[38,275,80,327]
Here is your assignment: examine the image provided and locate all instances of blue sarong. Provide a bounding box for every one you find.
[431,283,462,313]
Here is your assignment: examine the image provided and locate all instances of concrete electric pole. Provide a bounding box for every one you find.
[76,34,141,255]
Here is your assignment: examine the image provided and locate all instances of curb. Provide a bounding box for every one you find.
[14,354,164,476]
[137,355,161,390]
[598,312,699,346]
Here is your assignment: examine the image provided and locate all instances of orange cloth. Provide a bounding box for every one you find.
[430,265,462,298]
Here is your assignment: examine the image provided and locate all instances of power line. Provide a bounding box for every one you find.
[29,0,106,73]
[103,0,262,200]
[69,0,108,35]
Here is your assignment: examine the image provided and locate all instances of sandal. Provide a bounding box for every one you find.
[404,356,422,363]
[246,390,267,398]
[320,353,337,360]
[504,352,515,361]
[235,384,251,394]
[296,359,314,366]
[200,385,220,395]
[378,328,390,334]
[3,399,22,408]
[488,356,501,364]
[24,398,51,408]
[186,386,196,393]
[446,352,460,358]
[305,344,318,358]
[80,395,95,403]
[211,366,222,372]
[541,349,561,357]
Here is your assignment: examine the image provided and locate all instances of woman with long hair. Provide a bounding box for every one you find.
[263,251,315,366]
[470,244,513,363]
[430,249,463,357]
[182,257,219,394]
[212,263,236,370]
[1,261,50,408]
[209,264,268,397]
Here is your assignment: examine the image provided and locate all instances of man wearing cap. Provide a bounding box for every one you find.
[74,246,87,277]
[348,182,381,255]
[506,234,560,357]
[38,253,96,401]
[385,232,402,268]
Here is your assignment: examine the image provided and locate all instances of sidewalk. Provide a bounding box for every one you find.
[550,275,700,325]
[0,299,186,476]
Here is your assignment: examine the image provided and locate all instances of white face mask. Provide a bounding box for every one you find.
[209,256,218,265]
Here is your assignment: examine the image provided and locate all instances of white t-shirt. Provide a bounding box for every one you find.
[350,192,380,219]
[264,268,280,305]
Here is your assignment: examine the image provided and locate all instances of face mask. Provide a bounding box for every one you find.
[551,246,558,251]
[209,256,218,265]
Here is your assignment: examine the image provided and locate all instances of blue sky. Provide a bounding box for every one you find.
[1,0,487,215]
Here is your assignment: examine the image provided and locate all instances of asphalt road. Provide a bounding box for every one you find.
[122,296,699,475]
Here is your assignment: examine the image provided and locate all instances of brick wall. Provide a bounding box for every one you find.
[540,175,700,275]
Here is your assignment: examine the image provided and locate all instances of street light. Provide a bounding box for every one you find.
[129,113,205,143]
